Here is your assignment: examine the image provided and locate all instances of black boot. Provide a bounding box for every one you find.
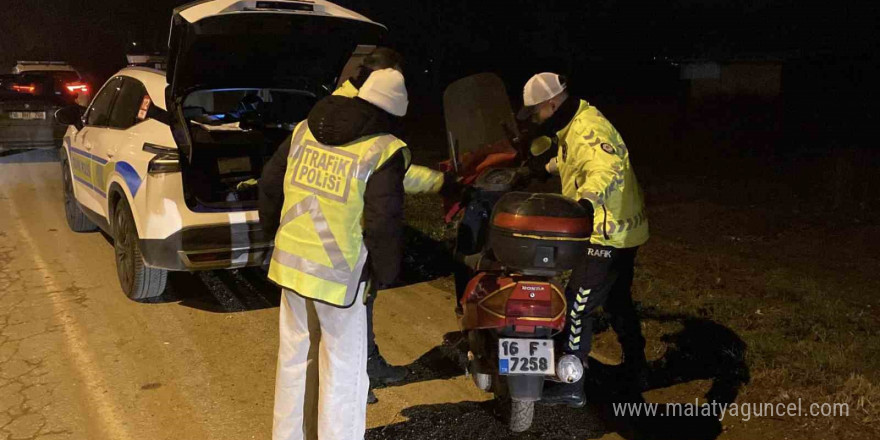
[367,353,408,386]
[542,377,586,408]
[620,350,649,391]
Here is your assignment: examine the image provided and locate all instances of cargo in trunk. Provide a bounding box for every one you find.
[180,88,316,211]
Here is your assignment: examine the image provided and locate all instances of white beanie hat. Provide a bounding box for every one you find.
[357,68,408,117]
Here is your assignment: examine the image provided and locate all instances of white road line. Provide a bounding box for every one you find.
[6,197,134,440]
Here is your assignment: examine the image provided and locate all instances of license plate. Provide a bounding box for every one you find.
[498,338,555,376]
[9,111,46,120]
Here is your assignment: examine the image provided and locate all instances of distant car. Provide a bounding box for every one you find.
[0,62,90,151]
[56,0,385,300]
[10,62,91,107]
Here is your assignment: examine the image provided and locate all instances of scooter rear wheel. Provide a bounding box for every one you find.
[509,398,534,432]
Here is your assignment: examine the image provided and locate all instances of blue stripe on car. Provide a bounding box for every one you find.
[72,175,107,199]
[115,161,142,197]
[91,154,109,165]
[70,146,91,160]
[69,146,109,165]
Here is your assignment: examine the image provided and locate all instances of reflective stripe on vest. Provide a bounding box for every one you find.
[269,122,406,307]
[272,194,369,305]
[593,210,648,235]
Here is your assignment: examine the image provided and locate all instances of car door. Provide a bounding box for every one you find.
[91,77,150,217]
[70,77,121,215]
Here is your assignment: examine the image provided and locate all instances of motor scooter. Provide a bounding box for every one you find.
[440,73,589,432]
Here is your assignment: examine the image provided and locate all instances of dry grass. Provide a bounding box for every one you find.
[835,374,880,425]
[632,206,880,436]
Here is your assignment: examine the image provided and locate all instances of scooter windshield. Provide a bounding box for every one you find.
[442,73,519,180]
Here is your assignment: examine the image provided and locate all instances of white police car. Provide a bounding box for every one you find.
[57,0,385,299]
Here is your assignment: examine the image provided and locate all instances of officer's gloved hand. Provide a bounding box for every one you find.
[526,152,552,182]
[236,178,259,191]
[236,178,259,199]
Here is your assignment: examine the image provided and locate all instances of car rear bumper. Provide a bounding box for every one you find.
[139,221,273,271]
[0,122,65,149]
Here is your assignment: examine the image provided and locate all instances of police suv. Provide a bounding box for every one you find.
[56,0,385,299]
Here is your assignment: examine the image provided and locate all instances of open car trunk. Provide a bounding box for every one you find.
[179,88,316,211]
[166,0,384,211]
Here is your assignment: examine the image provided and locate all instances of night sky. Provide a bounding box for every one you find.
[0,0,873,87]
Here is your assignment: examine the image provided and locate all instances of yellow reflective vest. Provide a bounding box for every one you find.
[269,121,410,307]
[533,100,649,249]
[334,80,444,194]
[334,80,360,100]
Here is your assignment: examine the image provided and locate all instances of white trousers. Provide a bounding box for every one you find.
[273,288,369,440]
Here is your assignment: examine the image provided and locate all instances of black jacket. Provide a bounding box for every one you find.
[259,96,406,289]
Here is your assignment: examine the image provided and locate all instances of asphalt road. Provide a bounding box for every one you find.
[0,150,649,440]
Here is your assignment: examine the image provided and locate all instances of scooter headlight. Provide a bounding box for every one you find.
[556,354,584,383]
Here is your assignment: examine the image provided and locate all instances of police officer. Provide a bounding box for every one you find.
[517,73,650,407]
[334,47,450,195]
[332,47,460,398]
[262,69,410,440]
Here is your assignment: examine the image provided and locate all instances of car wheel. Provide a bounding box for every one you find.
[113,198,167,300]
[61,157,98,232]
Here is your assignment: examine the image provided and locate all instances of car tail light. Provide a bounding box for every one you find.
[12,84,36,94]
[65,83,89,94]
[144,143,180,174]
